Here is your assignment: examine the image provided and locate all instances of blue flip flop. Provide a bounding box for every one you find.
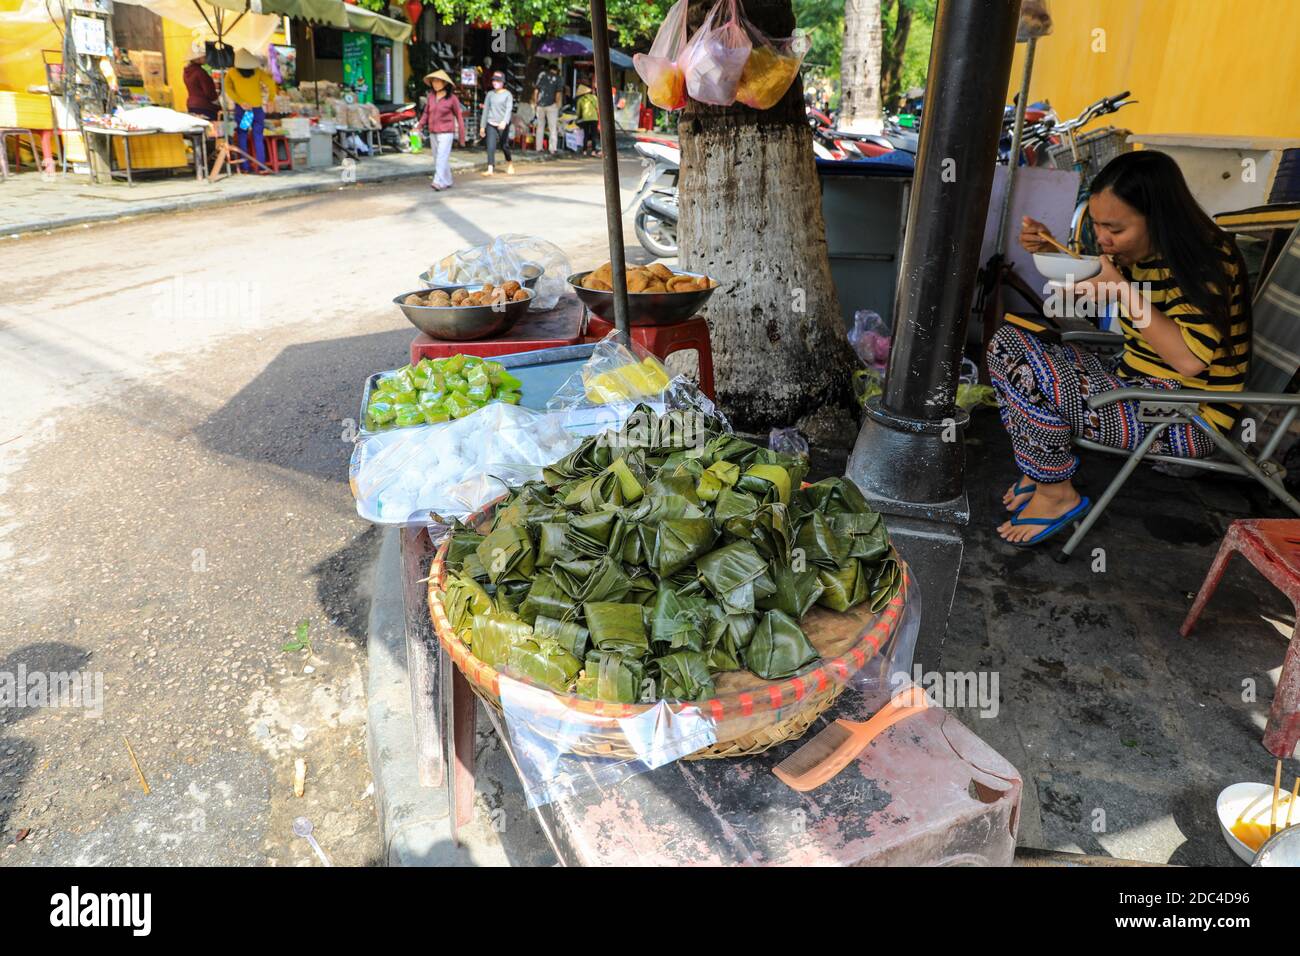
[1006,479,1036,512]
[1004,496,1091,548]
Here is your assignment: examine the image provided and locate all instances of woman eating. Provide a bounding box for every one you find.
[987,150,1251,547]
[417,70,465,192]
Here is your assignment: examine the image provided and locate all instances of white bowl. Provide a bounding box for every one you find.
[1217,782,1292,863]
[1033,251,1101,283]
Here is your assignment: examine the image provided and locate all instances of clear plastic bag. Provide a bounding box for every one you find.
[426,235,571,312]
[735,24,809,110]
[681,0,752,106]
[348,402,582,525]
[633,0,691,111]
[769,426,809,460]
[546,330,731,437]
[499,676,718,808]
[848,309,892,370]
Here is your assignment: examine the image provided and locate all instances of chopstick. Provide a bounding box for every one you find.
[1034,231,1086,257]
[1271,759,1283,836]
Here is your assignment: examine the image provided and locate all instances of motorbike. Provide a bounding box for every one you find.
[626,136,681,258]
[376,100,418,153]
[806,107,916,160]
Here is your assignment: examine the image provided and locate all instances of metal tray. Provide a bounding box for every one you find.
[357,343,597,439]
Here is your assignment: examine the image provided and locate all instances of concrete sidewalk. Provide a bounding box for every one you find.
[0,148,562,237]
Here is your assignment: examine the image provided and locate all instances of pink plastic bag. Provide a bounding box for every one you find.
[681,0,752,106]
[633,0,691,111]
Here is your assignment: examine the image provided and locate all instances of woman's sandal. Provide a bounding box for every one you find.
[1003,497,1092,548]
[1005,479,1036,510]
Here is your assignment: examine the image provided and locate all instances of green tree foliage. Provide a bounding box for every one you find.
[374,0,672,45]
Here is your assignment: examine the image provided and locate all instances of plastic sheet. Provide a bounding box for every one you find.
[633,0,691,111]
[852,565,921,710]
[349,403,581,525]
[499,675,718,808]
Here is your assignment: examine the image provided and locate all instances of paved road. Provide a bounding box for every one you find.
[0,157,644,865]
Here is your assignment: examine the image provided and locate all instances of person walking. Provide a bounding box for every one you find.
[575,83,599,157]
[532,63,562,154]
[222,49,276,173]
[417,70,465,191]
[479,70,514,176]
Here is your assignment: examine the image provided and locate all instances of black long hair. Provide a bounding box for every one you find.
[1090,150,1250,345]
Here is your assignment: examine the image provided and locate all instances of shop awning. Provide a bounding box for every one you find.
[342,4,411,41]
[251,0,348,28]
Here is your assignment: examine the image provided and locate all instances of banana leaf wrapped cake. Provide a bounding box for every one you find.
[437,406,901,704]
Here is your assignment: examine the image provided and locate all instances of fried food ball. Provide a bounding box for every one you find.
[479,282,495,297]
[501,280,521,296]
[405,293,426,305]
[511,288,530,302]
[450,289,469,304]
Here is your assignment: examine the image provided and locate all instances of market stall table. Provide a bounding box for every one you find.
[83,125,208,185]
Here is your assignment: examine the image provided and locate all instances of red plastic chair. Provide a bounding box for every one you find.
[1181,519,1300,758]
[265,134,293,173]
[584,314,715,400]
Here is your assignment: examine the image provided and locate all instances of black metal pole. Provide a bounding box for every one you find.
[589,0,630,338]
[882,0,1020,419]
[847,0,1021,521]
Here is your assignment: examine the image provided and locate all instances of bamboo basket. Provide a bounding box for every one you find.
[427,503,910,761]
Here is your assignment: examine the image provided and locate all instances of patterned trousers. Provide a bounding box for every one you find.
[986,324,1216,484]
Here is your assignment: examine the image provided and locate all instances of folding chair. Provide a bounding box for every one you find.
[1058,222,1300,561]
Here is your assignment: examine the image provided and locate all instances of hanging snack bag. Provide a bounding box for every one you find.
[681,0,752,107]
[633,0,691,111]
[735,24,809,110]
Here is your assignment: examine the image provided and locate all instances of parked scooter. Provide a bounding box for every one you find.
[376,100,418,153]
[626,136,681,258]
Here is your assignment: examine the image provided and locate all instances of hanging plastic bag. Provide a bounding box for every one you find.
[735,24,809,110]
[681,0,752,107]
[633,0,691,111]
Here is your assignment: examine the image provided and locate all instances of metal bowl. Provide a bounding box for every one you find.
[419,261,544,291]
[393,285,534,341]
[568,269,717,327]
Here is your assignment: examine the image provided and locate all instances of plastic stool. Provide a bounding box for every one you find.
[584,314,715,400]
[1182,519,1300,759]
[266,134,293,173]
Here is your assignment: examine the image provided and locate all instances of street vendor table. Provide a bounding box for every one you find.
[83,125,208,186]
[409,294,585,364]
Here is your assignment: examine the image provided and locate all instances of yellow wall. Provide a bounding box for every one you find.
[1008,0,1300,140]
[0,23,63,92]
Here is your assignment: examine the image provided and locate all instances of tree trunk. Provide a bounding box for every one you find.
[838,0,883,133]
[880,0,913,112]
[678,0,858,435]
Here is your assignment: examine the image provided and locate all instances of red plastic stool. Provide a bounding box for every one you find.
[1182,519,1300,759]
[265,134,293,173]
[584,314,715,400]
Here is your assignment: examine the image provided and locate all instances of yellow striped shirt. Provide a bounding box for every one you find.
[1117,245,1250,433]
